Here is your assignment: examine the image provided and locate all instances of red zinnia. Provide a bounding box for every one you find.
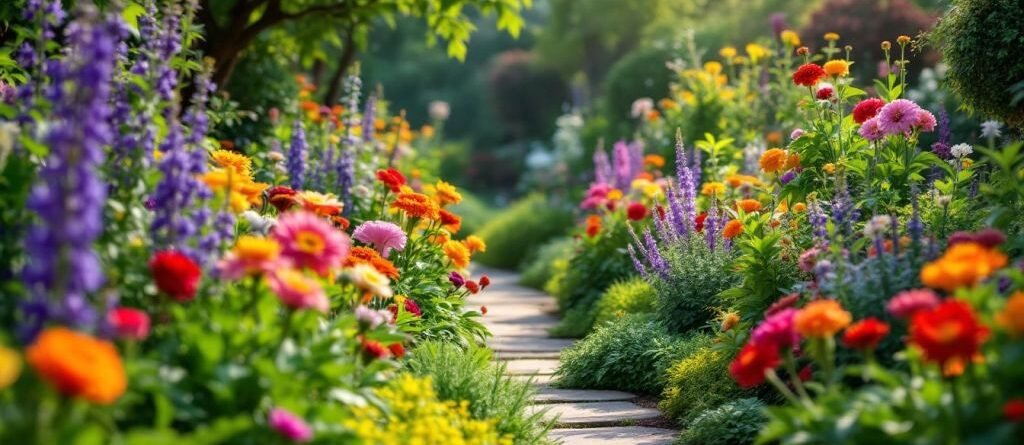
[852,98,886,124]
[388,343,406,358]
[107,308,151,340]
[479,275,491,289]
[1004,399,1024,422]
[815,86,834,100]
[626,202,648,221]
[842,317,890,350]
[361,340,390,360]
[729,342,781,388]
[793,63,826,87]
[149,251,201,302]
[376,168,406,193]
[585,215,601,238]
[267,186,298,213]
[466,280,480,294]
[909,300,989,366]
[694,212,708,232]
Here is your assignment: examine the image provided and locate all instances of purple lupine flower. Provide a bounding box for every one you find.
[199,211,235,267]
[627,244,648,278]
[151,120,200,255]
[705,201,719,251]
[20,9,122,340]
[769,12,787,37]
[362,94,377,143]
[652,203,677,244]
[908,184,924,244]
[675,134,697,236]
[339,69,361,211]
[593,144,612,185]
[665,186,688,237]
[930,108,952,159]
[809,203,828,246]
[288,119,307,189]
[642,228,670,279]
[691,148,702,185]
[336,147,354,216]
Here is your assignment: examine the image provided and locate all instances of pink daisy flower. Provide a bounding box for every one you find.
[272,211,350,276]
[353,220,407,258]
[887,288,941,319]
[858,117,886,142]
[751,308,799,350]
[267,268,329,313]
[877,99,922,135]
[915,109,937,132]
[268,407,314,443]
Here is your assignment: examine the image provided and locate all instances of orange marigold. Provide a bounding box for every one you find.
[462,235,487,253]
[920,242,1008,292]
[784,152,801,170]
[433,181,462,207]
[823,60,850,77]
[795,300,852,338]
[759,148,788,174]
[345,246,399,279]
[997,291,1024,336]
[443,240,471,269]
[723,219,745,239]
[27,328,126,404]
[391,192,440,220]
[737,199,763,213]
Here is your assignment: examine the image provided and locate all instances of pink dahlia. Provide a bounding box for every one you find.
[272,211,350,276]
[887,288,940,319]
[353,220,407,258]
[267,268,329,313]
[268,407,313,443]
[915,109,937,132]
[751,308,799,350]
[877,99,922,136]
[858,117,886,142]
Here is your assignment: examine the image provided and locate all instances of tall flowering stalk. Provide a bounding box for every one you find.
[288,119,307,189]
[337,69,361,213]
[592,142,612,185]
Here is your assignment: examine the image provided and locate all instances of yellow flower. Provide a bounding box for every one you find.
[297,190,344,217]
[720,46,737,59]
[462,235,487,253]
[824,32,840,42]
[780,30,801,47]
[346,263,393,297]
[210,149,253,177]
[823,163,836,174]
[745,43,769,63]
[443,240,471,269]
[823,60,850,77]
[433,181,463,207]
[701,182,726,197]
[704,61,723,76]
[792,202,807,213]
[998,291,1024,336]
[421,124,435,139]
[0,346,21,389]
[606,188,624,201]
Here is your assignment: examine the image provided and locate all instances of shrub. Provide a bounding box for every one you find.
[554,315,696,395]
[473,194,574,269]
[677,398,767,445]
[519,237,574,290]
[931,0,1024,127]
[654,237,739,334]
[660,344,746,424]
[547,306,595,338]
[404,341,554,444]
[592,277,656,326]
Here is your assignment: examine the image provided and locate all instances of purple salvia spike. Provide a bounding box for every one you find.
[613,140,632,190]
[628,244,648,278]
[593,140,612,185]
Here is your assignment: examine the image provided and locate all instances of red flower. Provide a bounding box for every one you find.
[655,205,666,220]
[376,168,406,192]
[852,98,886,124]
[149,251,201,302]
[107,308,150,340]
[388,343,406,358]
[361,340,390,360]
[798,365,812,382]
[815,86,834,100]
[465,281,480,294]
[331,215,351,230]
[404,298,422,317]
[729,342,781,388]
[842,317,890,350]
[479,275,491,289]
[793,63,826,87]
[1004,399,1024,422]
[694,212,708,232]
[585,215,601,238]
[626,202,648,221]
[267,186,298,213]
[481,305,488,315]
[910,300,989,366]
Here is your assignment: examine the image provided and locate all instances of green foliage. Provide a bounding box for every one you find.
[603,45,677,126]
[931,0,1024,127]
[404,341,555,445]
[654,237,738,334]
[554,315,693,395]
[473,194,574,269]
[547,305,595,338]
[519,237,574,290]
[678,398,766,445]
[660,344,746,424]
[221,34,298,143]
[448,190,494,237]
[719,222,800,324]
[592,277,656,326]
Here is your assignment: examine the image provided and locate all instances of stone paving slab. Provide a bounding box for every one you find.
[530,401,663,427]
[495,350,561,360]
[511,374,557,385]
[503,359,561,375]
[548,427,678,445]
[489,337,575,352]
[487,323,557,337]
[533,388,636,404]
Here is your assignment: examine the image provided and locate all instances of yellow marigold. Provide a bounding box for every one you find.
[0,346,21,389]
[920,242,1008,292]
[792,202,807,213]
[701,182,726,197]
[737,199,762,213]
[644,154,666,168]
[392,192,440,220]
[777,201,789,213]
[997,291,1024,336]
[785,151,801,170]
[720,46,738,59]
[897,35,911,45]
[723,219,744,239]
[823,60,850,77]
[433,231,451,246]
[210,149,253,177]
[421,124,435,139]
[434,181,463,207]
[27,328,126,404]
[443,240,471,269]
[795,300,851,338]
[462,235,487,253]
[746,43,769,62]
[704,61,723,76]
[759,148,788,174]
[780,30,801,46]
[824,32,840,42]
[607,189,624,201]
[823,163,836,174]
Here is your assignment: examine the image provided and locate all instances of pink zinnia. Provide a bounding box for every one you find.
[267,268,329,313]
[915,109,937,132]
[353,220,407,258]
[751,308,799,350]
[887,288,941,319]
[580,183,613,209]
[268,407,313,443]
[272,211,350,276]
[877,99,922,135]
[858,117,886,142]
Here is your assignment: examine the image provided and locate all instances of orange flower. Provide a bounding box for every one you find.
[345,246,399,279]
[920,242,1008,292]
[766,131,783,146]
[784,152,801,170]
[759,148,788,174]
[997,291,1024,336]
[27,328,126,404]
[443,240,471,268]
[297,191,344,217]
[433,181,462,207]
[795,300,852,338]
[462,235,487,253]
[391,192,440,220]
[792,203,807,213]
[823,60,850,77]
[723,219,744,238]
[737,199,762,213]
[585,215,601,238]
[439,209,462,233]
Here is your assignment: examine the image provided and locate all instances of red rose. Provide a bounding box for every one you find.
[149,251,201,302]
[729,342,781,388]
[375,168,406,192]
[479,275,491,289]
[1004,399,1024,422]
[465,281,480,294]
[387,343,406,358]
[910,300,989,366]
[842,317,890,350]
[626,202,648,221]
[852,98,886,124]
[793,63,826,87]
[107,308,151,340]
[362,340,390,360]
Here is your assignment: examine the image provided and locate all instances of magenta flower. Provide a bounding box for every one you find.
[751,308,799,350]
[268,407,313,443]
[887,289,940,319]
[858,117,886,142]
[915,109,937,132]
[790,128,805,140]
[272,211,350,276]
[353,220,407,258]
[580,183,613,209]
[449,271,466,288]
[877,99,922,135]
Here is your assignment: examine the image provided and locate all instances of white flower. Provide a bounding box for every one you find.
[630,98,654,118]
[267,151,285,162]
[354,305,391,329]
[241,210,275,235]
[980,120,1002,139]
[428,100,450,121]
[936,194,952,206]
[950,143,973,159]
[346,264,393,298]
[863,215,893,239]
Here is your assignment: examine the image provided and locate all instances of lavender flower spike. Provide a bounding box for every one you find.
[288,119,307,189]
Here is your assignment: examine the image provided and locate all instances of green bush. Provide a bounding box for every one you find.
[677,398,767,445]
[593,277,656,326]
[931,0,1024,127]
[660,344,745,425]
[473,194,574,269]
[654,237,738,334]
[449,190,493,237]
[405,341,555,444]
[519,237,574,290]
[554,315,696,395]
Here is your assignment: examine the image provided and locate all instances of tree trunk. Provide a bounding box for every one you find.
[322,31,359,106]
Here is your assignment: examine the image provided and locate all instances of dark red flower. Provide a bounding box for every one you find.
[1004,399,1024,422]
[331,215,351,230]
[842,317,890,350]
[266,185,299,213]
[404,298,422,317]
[947,231,975,247]
[765,293,801,317]
[815,86,834,100]
[695,212,708,232]
[626,202,648,221]
[388,343,406,358]
[793,63,826,87]
[974,228,1006,248]
[376,168,406,192]
[852,98,886,124]
[149,251,201,302]
[479,275,491,289]
[655,205,666,220]
[361,339,390,360]
[798,365,812,382]
[481,305,488,315]
[729,342,781,388]
[107,308,151,340]
[466,281,480,294]
[910,300,989,366]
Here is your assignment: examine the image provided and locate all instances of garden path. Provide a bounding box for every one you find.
[474,267,679,445]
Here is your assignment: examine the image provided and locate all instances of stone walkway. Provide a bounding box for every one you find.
[474,267,678,445]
